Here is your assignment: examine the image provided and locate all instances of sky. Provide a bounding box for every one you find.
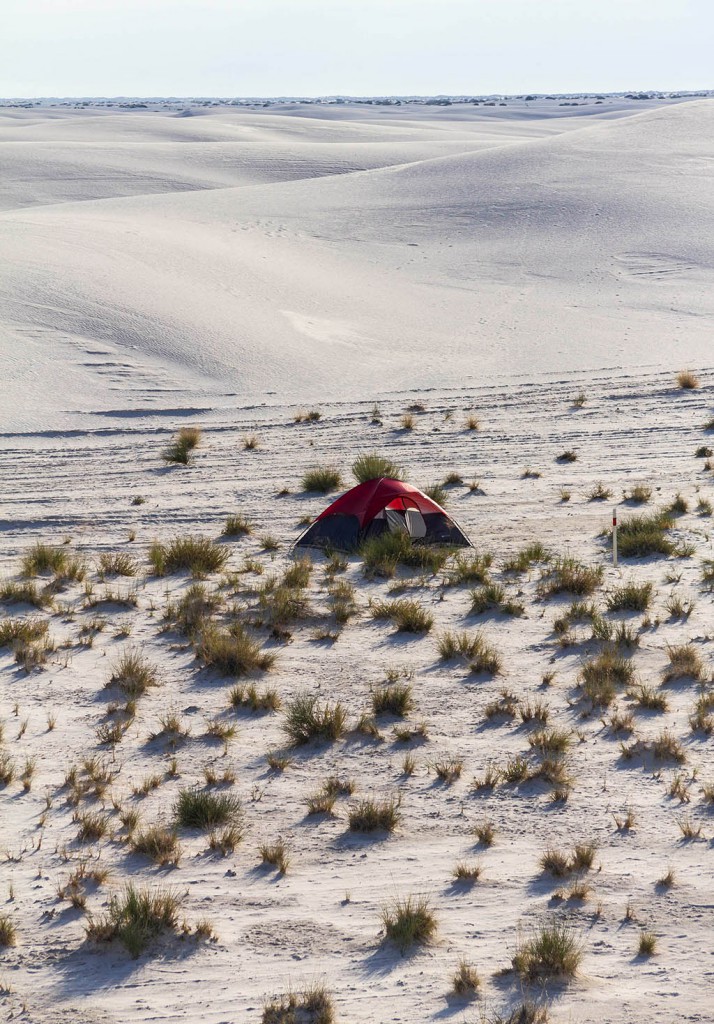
[1,0,712,98]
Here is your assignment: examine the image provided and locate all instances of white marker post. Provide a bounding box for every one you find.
[612,506,618,568]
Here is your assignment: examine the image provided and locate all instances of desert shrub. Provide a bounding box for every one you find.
[162,426,201,465]
[167,582,222,637]
[260,839,290,873]
[663,643,706,682]
[633,685,668,712]
[538,557,603,597]
[283,692,346,745]
[452,958,480,996]
[624,484,652,504]
[372,683,413,717]
[21,542,69,577]
[528,728,571,756]
[222,514,252,537]
[437,629,483,660]
[230,683,281,713]
[677,370,699,390]
[381,894,436,952]
[108,649,159,699]
[149,535,228,576]
[0,580,51,608]
[258,581,310,627]
[587,482,612,501]
[349,796,400,832]
[424,482,448,506]
[196,623,275,675]
[512,920,583,980]
[98,552,137,577]
[86,885,183,958]
[580,649,634,706]
[302,466,342,493]
[174,789,243,830]
[370,598,433,633]
[131,825,181,866]
[262,985,335,1024]
[470,583,524,616]
[606,581,653,612]
[502,542,551,574]
[446,551,493,585]
[0,618,48,647]
[352,452,404,483]
[0,914,17,947]
[617,510,674,558]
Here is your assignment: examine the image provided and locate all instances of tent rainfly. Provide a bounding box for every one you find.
[293,477,472,552]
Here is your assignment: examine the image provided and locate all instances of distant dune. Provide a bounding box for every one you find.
[1,98,712,430]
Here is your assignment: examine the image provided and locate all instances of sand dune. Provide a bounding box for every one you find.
[2,99,712,431]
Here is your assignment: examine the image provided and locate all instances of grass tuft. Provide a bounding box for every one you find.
[352,452,404,483]
[174,789,243,830]
[162,426,201,465]
[283,692,347,745]
[381,894,436,952]
[149,535,228,577]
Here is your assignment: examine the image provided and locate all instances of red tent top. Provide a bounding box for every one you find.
[316,478,445,528]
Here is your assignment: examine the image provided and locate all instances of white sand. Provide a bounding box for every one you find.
[1,98,713,1023]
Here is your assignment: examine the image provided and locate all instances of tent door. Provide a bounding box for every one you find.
[385,509,408,534]
[405,507,427,540]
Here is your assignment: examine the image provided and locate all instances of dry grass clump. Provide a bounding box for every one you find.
[230,683,281,713]
[638,930,657,956]
[302,466,342,493]
[452,958,480,996]
[174,789,243,830]
[512,920,583,980]
[294,409,322,423]
[371,597,433,633]
[470,583,524,617]
[283,692,347,745]
[108,649,159,699]
[222,513,252,537]
[372,683,413,717]
[327,579,357,623]
[528,727,571,757]
[452,862,482,885]
[540,841,596,876]
[260,839,290,874]
[676,370,699,390]
[131,825,181,866]
[432,757,463,784]
[632,685,668,712]
[0,580,52,608]
[0,618,48,648]
[21,542,69,577]
[149,535,228,577]
[352,452,404,483]
[166,582,222,638]
[663,643,706,682]
[424,482,448,506]
[162,426,201,465]
[580,649,635,707]
[617,510,675,558]
[468,634,502,676]
[196,623,275,675]
[437,629,483,660]
[348,795,400,833]
[98,552,137,577]
[587,481,613,501]
[538,557,603,597]
[606,581,653,612]
[0,914,17,948]
[360,531,452,577]
[465,413,481,430]
[624,484,652,504]
[446,550,493,585]
[502,542,551,574]
[262,984,334,1024]
[381,894,436,952]
[86,885,183,958]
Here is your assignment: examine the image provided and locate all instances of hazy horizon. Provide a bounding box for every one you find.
[2,0,711,99]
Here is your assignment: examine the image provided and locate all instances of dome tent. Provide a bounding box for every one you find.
[293,477,472,552]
